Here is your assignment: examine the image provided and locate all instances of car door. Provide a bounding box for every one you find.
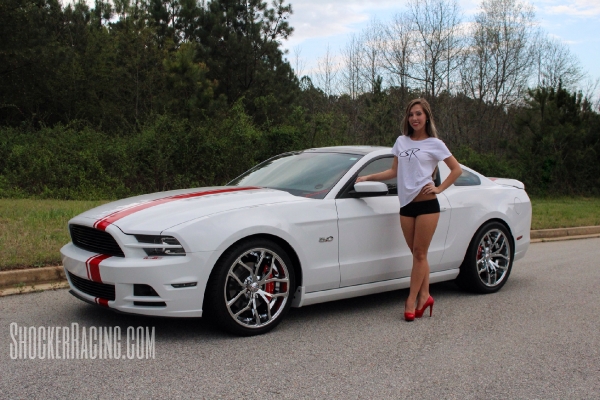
[335,156,410,287]
[335,157,452,287]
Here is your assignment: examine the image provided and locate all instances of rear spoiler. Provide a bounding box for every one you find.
[489,178,525,189]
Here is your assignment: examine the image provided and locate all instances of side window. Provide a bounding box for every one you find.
[454,169,481,186]
[356,157,397,195]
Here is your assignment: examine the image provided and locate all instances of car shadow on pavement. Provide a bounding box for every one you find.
[286,280,467,320]
[69,301,224,340]
[67,280,476,341]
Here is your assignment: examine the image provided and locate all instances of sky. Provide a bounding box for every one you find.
[280,0,600,91]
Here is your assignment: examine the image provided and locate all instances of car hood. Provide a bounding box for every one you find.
[74,186,303,233]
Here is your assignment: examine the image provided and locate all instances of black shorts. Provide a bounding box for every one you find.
[400,198,440,217]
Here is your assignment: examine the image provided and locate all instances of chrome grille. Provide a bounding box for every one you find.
[69,224,125,257]
[68,272,116,301]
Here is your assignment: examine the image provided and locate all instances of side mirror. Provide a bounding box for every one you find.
[352,181,389,197]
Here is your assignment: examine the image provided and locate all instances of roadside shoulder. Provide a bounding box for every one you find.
[2,226,600,296]
[0,266,67,296]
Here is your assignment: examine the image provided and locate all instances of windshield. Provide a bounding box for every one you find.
[228,152,363,199]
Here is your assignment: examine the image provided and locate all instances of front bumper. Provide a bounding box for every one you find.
[61,243,216,317]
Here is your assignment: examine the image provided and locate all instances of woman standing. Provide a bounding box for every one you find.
[356,98,462,321]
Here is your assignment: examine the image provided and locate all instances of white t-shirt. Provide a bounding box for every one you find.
[391,135,452,207]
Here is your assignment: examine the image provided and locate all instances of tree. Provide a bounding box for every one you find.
[0,0,66,126]
[381,12,415,91]
[197,0,299,124]
[340,34,363,99]
[314,44,339,100]
[162,42,216,119]
[407,0,462,97]
[461,0,535,107]
[147,0,178,46]
[513,85,600,194]
[359,20,385,95]
[533,35,584,90]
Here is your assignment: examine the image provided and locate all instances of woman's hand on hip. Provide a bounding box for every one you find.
[421,183,441,195]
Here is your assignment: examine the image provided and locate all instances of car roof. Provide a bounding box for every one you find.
[303,146,389,155]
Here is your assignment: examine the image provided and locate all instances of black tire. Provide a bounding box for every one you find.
[203,238,296,336]
[456,221,514,294]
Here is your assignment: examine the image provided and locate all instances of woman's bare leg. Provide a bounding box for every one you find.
[400,215,415,252]
[401,213,439,313]
[400,215,415,311]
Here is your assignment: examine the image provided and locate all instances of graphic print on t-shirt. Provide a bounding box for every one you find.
[398,148,420,161]
[391,135,452,206]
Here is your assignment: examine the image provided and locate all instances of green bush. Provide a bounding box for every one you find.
[453,146,519,180]
[0,123,131,199]
[1,88,599,200]
[0,105,287,200]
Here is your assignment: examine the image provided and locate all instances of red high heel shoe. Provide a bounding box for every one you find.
[404,300,416,321]
[415,296,434,318]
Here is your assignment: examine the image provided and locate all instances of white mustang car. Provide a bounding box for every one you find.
[61,146,531,335]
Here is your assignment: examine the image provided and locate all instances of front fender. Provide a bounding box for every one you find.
[165,200,341,293]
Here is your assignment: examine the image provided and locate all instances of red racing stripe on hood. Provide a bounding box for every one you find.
[93,187,260,231]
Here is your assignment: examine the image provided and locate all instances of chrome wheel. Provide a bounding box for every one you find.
[456,222,514,294]
[224,247,291,329]
[475,229,511,287]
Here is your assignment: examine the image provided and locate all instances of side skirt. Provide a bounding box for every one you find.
[291,269,460,308]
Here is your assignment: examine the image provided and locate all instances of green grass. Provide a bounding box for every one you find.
[0,199,108,271]
[530,197,600,230]
[1,197,599,270]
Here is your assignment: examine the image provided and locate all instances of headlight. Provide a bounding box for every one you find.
[133,235,186,256]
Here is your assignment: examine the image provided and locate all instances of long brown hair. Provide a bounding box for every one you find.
[401,98,439,138]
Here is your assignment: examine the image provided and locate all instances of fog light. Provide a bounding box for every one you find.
[134,284,159,297]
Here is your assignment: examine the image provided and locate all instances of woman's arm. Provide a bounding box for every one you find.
[356,157,398,183]
[421,156,462,195]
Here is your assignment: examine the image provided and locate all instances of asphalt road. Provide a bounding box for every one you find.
[1,238,599,399]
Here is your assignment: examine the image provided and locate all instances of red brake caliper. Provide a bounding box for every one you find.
[263,264,274,296]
